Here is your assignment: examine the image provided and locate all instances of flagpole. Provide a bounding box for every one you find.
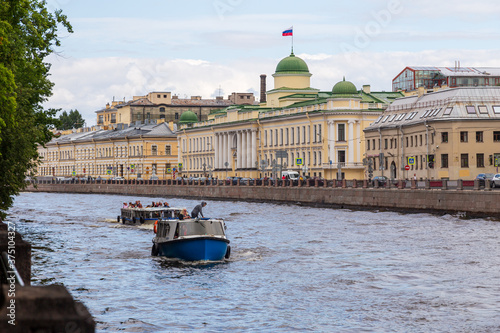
[291,26,294,54]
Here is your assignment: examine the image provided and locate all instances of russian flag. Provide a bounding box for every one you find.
[282,27,293,36]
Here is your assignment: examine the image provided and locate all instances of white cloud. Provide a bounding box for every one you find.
[45,48,500,127]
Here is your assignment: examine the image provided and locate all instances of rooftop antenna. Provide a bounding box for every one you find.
[218,85,222,97]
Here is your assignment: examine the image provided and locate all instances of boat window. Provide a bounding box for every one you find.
[179,221,225,237]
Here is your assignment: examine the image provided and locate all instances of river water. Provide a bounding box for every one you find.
[6,192,500,332]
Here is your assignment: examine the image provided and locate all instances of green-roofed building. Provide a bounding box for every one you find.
[177,51,403,181]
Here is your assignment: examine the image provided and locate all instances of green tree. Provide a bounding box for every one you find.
[58,109,85,130]
[0,0,72,218]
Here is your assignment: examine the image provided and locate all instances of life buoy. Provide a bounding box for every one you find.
[140,216,145,224]
[154,220,158,233]
[225,245,231,259]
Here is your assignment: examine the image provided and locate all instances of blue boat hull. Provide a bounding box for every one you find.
[155,237,230,261]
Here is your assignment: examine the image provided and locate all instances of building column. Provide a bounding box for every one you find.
[328,121,335,164]
[348,120,354,165]
[356,121,361,164]
[241,131,248,168]
[237,131,242,170]
[214,133,219,169]
[222,132,227,170]
[251,129,257,170]
[245,130,251,168]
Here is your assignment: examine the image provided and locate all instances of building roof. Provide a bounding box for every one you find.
[275,52,310,74]
[332,77,358,97]
[47,122,176,145]
[179,110,198,124]
[365,87,500,131]
[399,66,500,78]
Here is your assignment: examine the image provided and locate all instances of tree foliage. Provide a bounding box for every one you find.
[0,0,72,218]
[58,109,84,130]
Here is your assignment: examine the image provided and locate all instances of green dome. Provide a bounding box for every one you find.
[275,52,310,74]
[179,110,198,124]
[332,77,358,95]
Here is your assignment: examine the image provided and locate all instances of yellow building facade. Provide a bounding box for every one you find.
[178,53,403,180]
[364,87,500,180]
[95,92,254,128]
[37,122,178,180]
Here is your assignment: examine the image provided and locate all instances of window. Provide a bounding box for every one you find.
[419,135,423,146]
[264,130,268,146]
[388,114,397,122]
[374,116,383,123]
[286,128,289,145]
[493,106,500,114]
[372,139,376,150]
[302,126,306,144]
[338,124,345,141]
[165,145,171,155]
[280,129,283,145]
[461,154,469,168]
[382,115,390,123]
[291,128,294,145]
[384,139,388,149]
[152,145,157,156]
[275,129,278,146]
[476,131,483,142]
[442,132,448,143]
[466,105,476,114]
[338,151,346,164]
[478,105,488,114]
[441,154,448,168]
[270,130,273,146]
[367,140,371,150]
[407,112,417,120]
[395,113,406,121]
[477,153,485,168]
[494,131,500,142]
[431,108,441,116]
[159,107,165,112]
[460,131,468,142]
[175,113,179,120]
[313,125,317,142]
[318,124,322,142]
[443,107,453,115]
[296,126,300,144]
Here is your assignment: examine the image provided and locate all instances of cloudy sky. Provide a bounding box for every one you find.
[44,0,500,126]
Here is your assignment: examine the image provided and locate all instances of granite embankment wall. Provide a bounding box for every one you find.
[26,182,500,218]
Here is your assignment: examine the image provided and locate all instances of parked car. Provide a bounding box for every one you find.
[149,175,159,181]
[476,173,494,187]
[491,174,500,188]
[110,176,125,181]
[371,176,388,187]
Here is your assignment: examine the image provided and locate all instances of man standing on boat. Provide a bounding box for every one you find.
[191,201,207,218]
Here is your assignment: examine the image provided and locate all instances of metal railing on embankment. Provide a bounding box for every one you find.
[30,177,497,191]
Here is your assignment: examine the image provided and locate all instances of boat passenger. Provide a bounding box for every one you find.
[163,202,169,207]
[123,202,128,208]
[191,201,207,218]
[178,209,190,220]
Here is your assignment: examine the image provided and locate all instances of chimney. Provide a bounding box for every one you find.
[260,74,267,103]
[362,85,371,94]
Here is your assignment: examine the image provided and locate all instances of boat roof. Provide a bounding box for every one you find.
[123,206,184,211]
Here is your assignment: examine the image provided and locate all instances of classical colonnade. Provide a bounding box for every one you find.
[214,129,258,170]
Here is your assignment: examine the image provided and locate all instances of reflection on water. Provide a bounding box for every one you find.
[6,192,500,332]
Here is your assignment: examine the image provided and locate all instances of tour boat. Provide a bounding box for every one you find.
[118,206,182,225]
[151,217,231,261]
